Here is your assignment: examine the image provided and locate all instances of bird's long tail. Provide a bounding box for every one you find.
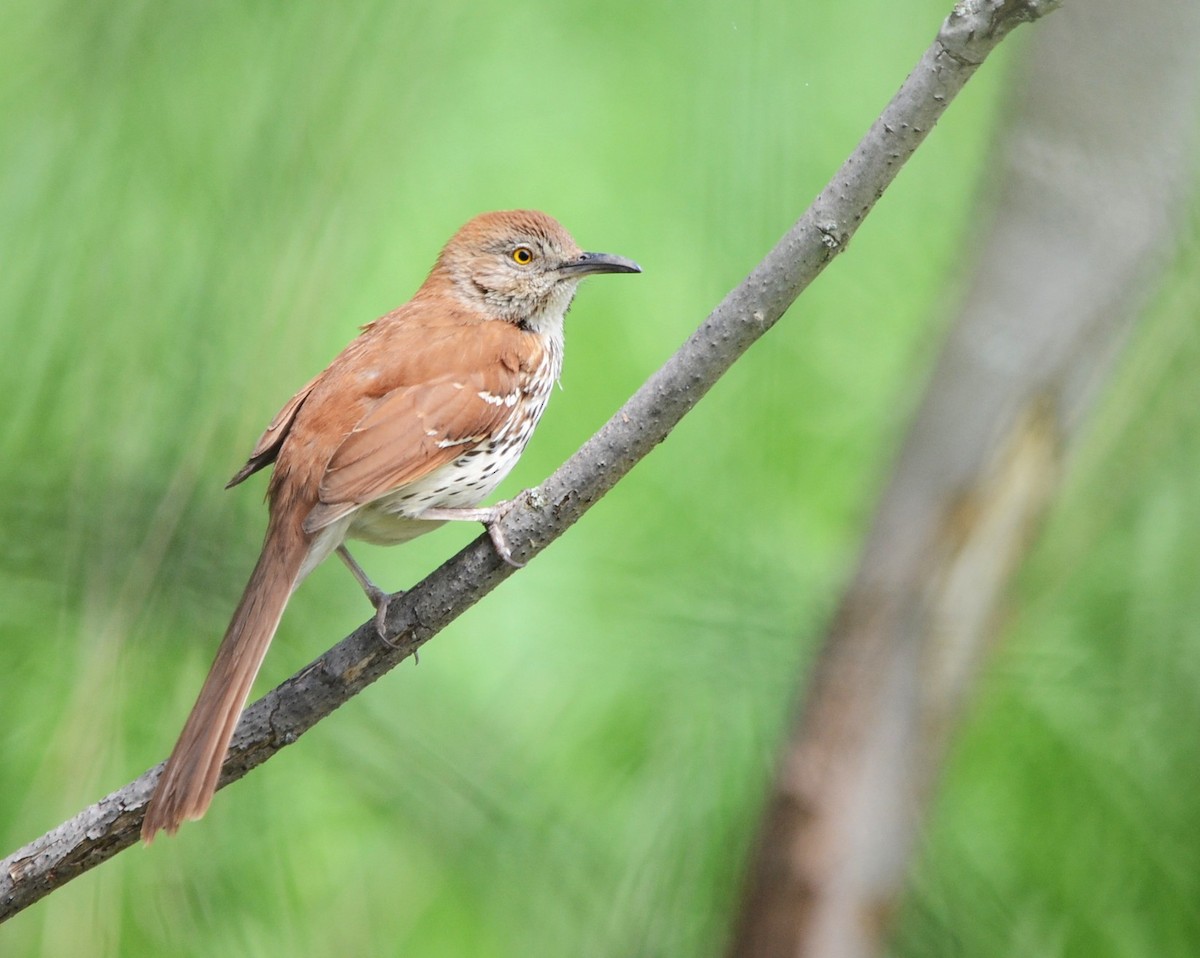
[141,517,310,842]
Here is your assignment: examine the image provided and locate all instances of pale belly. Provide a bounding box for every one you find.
[344,437,525,546]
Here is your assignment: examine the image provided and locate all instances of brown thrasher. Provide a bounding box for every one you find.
[141,210,640,842]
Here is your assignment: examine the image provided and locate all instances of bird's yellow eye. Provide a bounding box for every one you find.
[512,246,534,265]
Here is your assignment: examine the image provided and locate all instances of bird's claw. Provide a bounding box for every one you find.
[485,518,525,568]
[481,500,526,568]
[370,589,406,648]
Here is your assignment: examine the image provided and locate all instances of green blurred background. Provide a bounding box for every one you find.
[3,1,1200,955]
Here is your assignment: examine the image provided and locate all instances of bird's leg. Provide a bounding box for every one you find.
[336,546,404,644]
[415,501,524,568]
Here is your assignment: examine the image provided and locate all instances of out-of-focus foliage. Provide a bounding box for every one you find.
[1,1,1197,955]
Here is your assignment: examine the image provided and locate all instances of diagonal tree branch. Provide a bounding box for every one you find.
[0,0,1058,924]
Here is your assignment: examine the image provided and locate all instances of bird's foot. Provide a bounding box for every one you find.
[368,588,409,648]
[337,545,406,644]
[416,500,525,568]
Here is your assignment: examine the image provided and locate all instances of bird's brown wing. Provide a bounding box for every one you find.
[226,372,323,489]
[302,370,518,534]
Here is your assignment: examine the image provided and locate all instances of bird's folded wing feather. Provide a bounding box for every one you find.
[302,372,517,533]
[226,372,323,488]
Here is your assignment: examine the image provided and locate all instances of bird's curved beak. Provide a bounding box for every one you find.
[558,251,642,276]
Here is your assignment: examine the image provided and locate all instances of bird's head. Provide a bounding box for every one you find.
[429,210,641,331]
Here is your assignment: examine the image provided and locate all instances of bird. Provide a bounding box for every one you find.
[140,210,641,842]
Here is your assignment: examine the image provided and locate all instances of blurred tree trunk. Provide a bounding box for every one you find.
[727,1,1200,956]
